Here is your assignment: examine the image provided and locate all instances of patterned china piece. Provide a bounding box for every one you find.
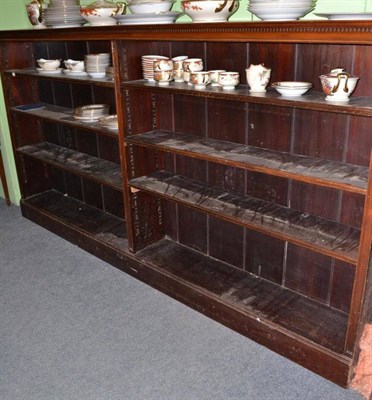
[246,64,271,93]
[319,68,360,102]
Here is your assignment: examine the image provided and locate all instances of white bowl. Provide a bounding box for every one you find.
[181,0,239,22]
[37,58,61,70]
[88,72,106,78]
[80,7,117,25]
[248,5,314,20]
[129,1,174,14]
[272,81,312,96]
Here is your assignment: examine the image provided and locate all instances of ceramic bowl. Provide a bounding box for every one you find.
[208,70,226,86]
[190,71,210,89]
[37,58,61,70]
[64,59,85,72]
[319,73,359,102]
[272,81,312,96]
[129,1,174,14]
[80,7,118,26]
[172,55,188,70]
[154,59,174,72]
[248,5,314,20]
[181,0,239,22]
[218,71,240,90]
[183,58,203,72]
[154,70,173,85]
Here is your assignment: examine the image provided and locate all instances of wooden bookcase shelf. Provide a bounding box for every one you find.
[1,22,371,388]
[17,142,123,191]
[24,189,128,252]
[136,237,349,354]
[12,103,119,138]
[122,80,372,117]
[126,130,369,194]
[6,68,115,88]
[130,170,360,264]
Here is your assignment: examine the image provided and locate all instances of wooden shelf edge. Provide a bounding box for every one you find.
[17,142,123,192]
[122,80,372,117]
[125,130,368,195]
[18,199,353,387]
[130,171,360,264]
[1,21,371,45]
[6,69,115,88]
[12,103,119,138]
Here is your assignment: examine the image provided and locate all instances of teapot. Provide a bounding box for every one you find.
[246,64,272,93]
[26,0,48,29]
[319,68,360,102]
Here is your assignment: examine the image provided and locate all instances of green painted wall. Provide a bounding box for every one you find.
[0,0,371,204]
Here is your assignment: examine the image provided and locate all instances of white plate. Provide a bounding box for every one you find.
[36,68,63,74]
[314,12,372,20]
[112,11,182,25]
[63,70,88,76]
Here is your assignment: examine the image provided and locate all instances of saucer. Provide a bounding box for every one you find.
[36,68,63,74]
[63,70,88,76]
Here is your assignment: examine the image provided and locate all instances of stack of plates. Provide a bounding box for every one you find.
[248,0,316,21]
[74,104,110,123]
[44,0,86,28]
[85,53,111,78]
[142,55,169,81]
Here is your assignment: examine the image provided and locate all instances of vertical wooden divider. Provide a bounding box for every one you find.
[346,150,372,355]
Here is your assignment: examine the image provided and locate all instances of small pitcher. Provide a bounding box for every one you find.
[246,63,272,93]
[26,0,47,29]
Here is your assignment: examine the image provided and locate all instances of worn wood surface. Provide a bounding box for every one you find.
[130,170,360,264]
[12,103,118,138]
[137,238,348,353]
[17,142,122,191]
[126,131,369,194]
[26,189,127,250]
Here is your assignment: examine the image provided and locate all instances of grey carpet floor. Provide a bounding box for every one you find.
[0,199,363,400]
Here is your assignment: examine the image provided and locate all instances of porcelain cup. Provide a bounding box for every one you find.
[190,71,210,89]
[208,70,226,86]
[183,58,203,72]
[218,72,240,90]
[246,63,271,93]
[173,69,184,82]
[172,56,188,70]
[154,59,174,72]
[154,70,173,85]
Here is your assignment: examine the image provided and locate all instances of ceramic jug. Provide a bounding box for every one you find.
[26,0,47,29]
[246,64,272,93]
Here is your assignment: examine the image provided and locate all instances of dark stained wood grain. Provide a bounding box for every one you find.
[126,130,369,194]
[244,229,284,285]
[209,216,244,269]
[17,142,122,190]
[295,44,355,93]
[249,43,296,84]
[285,244,332,304]
[130,170,360,264]
[137,237,348,354]
[25,189,127,250]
